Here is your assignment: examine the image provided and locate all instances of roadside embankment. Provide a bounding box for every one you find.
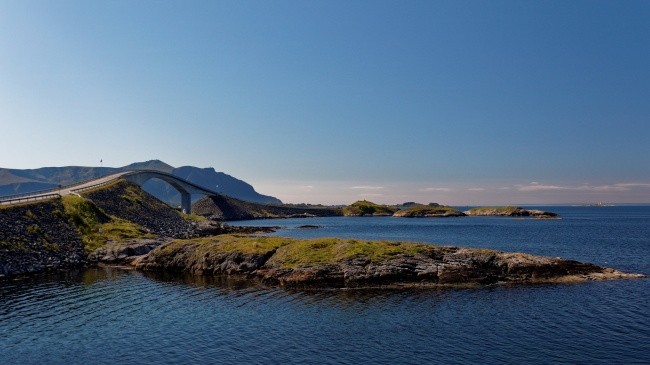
[0,200,86,279]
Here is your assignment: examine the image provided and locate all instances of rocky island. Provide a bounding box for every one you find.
[465,206,558,219]
[393,203,465,218]
[0,179,643,287]
[133,235,640,288]
[341,200,397,216]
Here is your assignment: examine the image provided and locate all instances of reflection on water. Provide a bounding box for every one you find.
[2,206,649,365]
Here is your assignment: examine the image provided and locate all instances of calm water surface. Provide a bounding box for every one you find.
[2,206,649,364]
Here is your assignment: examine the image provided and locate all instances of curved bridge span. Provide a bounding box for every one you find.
[121,170,218,213]
[0,170,219,213]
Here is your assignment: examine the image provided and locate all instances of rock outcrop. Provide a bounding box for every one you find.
[82,180,196,238]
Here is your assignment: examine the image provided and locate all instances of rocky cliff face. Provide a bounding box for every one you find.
[0,200,86,279]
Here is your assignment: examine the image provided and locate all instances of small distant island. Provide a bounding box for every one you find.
[338,200,557,219]
[464,206,559,219]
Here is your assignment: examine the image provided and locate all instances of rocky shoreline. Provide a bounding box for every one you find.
[83,236,645,289]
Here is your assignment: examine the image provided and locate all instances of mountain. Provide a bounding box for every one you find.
[0,160,282,205]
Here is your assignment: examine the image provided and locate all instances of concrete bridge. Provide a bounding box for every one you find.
[0,170,219,213]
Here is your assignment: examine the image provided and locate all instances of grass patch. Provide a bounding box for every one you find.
[180,212,206,222]
[62,195,152,253]
[120,184,145,205]
[167,235,434,269]
[466,206,520,215]
[26,224,41,235]
[268,238,429,268]
[62,195,111,233]
[166,235,291,256]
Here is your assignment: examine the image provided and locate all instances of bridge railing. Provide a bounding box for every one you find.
[70,179,119,194]
[0,188,58,202]
[0,174,118,202]
[0,193,61,206]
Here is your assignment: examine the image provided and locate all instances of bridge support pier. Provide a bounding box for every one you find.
[181,192,191,214]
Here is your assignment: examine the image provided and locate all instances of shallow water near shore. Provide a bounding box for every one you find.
[2,206,649,364]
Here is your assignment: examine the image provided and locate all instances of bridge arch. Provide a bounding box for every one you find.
[122,171,217,214]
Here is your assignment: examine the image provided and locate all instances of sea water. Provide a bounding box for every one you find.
[1,206,648,364]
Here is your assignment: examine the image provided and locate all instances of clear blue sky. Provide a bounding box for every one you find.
[1,0,649,204]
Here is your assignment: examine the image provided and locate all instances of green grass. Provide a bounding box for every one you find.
[62,195,152,253]
[342,200,396,216]
[120,183,146,206]
[180,212,206,222]
[267,238,429,268]
[164,235,291,256]
[166,235,434,269]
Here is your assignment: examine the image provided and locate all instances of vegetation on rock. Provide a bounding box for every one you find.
[62,195,152,253]
[342,200,396,216]
[0,199,86,278]
[135,234,643,288]
[466,206,521,215]
[82,180,195,238]
[465,206,558,218]
[393,204,465,217]
[266,238,430,269]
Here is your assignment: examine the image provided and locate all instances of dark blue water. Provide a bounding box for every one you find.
[2,206,649,364]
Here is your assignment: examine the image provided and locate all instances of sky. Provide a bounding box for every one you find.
[1,0,649,205]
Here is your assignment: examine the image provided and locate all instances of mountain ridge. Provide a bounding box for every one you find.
[0,160,282,205]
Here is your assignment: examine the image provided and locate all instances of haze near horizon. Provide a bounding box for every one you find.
[1,1,648,205]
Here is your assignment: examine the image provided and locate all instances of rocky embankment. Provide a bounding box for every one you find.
[83,180,198,238]
[0,181,280,279]
[192,195,341,220]
[131,236,644,289]
[0,200,86,278]
[465,206,558,218]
